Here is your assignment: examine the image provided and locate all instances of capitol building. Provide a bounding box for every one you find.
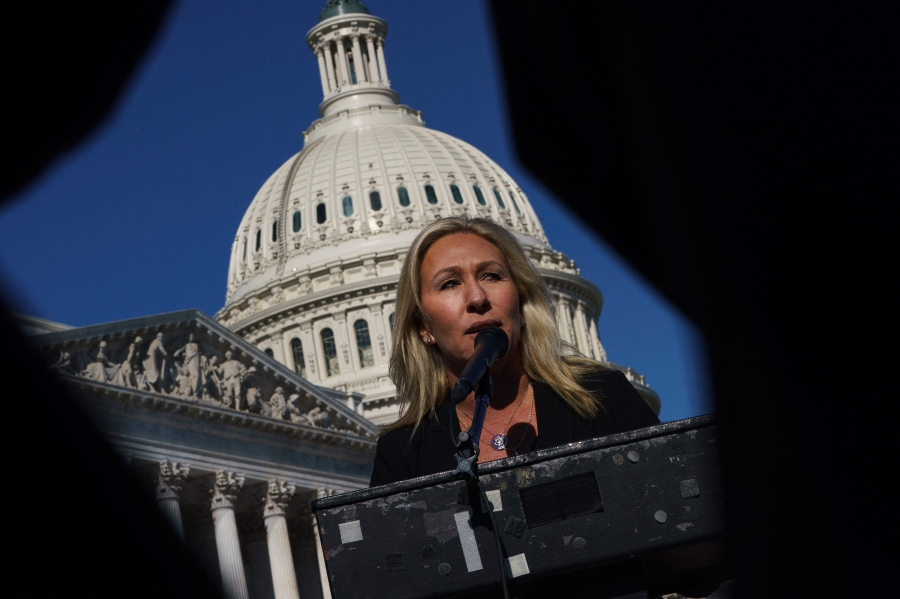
[20,2,660,598]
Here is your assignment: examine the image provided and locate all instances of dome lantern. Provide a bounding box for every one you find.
[307,0,397,117]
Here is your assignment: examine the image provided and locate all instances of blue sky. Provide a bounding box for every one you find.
[0,0,711,422]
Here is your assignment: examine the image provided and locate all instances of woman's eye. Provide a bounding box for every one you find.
[483,272,501,281]
[440,279,459,289]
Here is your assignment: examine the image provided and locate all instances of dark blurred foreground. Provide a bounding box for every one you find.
[1,0,894,597]
[490,2,894,597]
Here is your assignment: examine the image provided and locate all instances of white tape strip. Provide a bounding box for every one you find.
[482,489,503,512]
[505,553,530,578]
[454,511,483,572]
[338,520,363,544]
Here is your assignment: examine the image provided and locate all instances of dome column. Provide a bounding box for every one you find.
[315,46,330,95]
[375,38,389,85]
[323,41,337,92]
[589,318,608,362]
[350,34,368,83]
[335,38,350,87]
[365,34,379,83]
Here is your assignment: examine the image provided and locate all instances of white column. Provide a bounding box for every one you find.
[315,47,330,95]
[365,35,379,83]
[314,488,334,599]
[573,301,591,356]
[323,41,337,91]
[270,331,286,364]
[264,481,300,599]
[155,460,189,540]
[376,39,389,86]
[335,38,350,87]
[350,34,367,83]
[589,318,608,362]
[211,471,249,599]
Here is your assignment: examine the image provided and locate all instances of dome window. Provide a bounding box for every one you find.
[342,195,354,217]
[369,190,382,211]
[354,319,375,368]
[397,186,411,207]
[242,238,247,262]
[473,185,487,206]
[389,313,395,331]
[290,338,305,378]
[450,184,464,204]
[425,184,438,205]
[292,211,301,233]
[316,203,327,224]
[509,191,522,215]
[321,328,339,376]
[493,188,507,210]
[272,221,278,242]
[264,348,274,358]
[255,229,262,251]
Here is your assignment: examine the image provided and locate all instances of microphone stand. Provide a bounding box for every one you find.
[450,374,511,599]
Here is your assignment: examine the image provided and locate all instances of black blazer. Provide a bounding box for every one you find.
[370,369,660,487]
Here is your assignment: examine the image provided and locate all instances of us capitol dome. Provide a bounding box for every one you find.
[216,0,660,424]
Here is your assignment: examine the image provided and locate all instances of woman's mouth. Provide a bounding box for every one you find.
[464,320,503,335]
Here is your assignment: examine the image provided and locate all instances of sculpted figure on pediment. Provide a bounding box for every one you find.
[246,387,271,417]
[268,387,287,420]
[200,355,222,403]
[142,333,168,393]
[219,351,255,410]
[173,333,203,398]
[81,341,121,383]
[306,406,331,429]
[286,393,309,424]
[112,336,142,388]
[50,350,75,375]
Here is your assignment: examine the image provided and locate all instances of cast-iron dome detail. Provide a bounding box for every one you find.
[319,0,369,22]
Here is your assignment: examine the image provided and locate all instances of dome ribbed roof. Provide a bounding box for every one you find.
[225,119,547,305]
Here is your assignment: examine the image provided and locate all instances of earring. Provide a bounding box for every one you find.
[424,336,433,344]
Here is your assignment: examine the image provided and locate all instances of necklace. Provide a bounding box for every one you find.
[457,383,531,451]
[458,392,534,453]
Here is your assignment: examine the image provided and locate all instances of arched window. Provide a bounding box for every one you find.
[292,211,302,233]
[272,220,278,242]
[264,348,274,358]
[509,191,522,215]
[255,229,262,250]
[397,186,411,207]
[354,319,374,368]
[450,184,464,204]
[493,188,506,209]
[242,238,247,261]
[369,190,382,211]
[389,313,395,331]
[321,328,339,376]
[342,195,354,217]
[290,338,306,378]
[473,185,486,206]
[316,203,327,224]
[424,184,438,204]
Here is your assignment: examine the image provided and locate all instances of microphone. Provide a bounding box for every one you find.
[450,327,509,404]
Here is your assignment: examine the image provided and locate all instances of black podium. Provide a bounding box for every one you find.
[311,415,727,599]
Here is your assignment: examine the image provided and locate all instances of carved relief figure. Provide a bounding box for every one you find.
[219,351,255,409]
[246,387,270,417]
[113,336,142,388]
[201,355,222,402]
[286,393,308,424]
[306,406,331,429]
[50,351,74,375]
[173,333,202,397]
[143,333,168,392]
[268,387,287,420]
[82,341,120,383]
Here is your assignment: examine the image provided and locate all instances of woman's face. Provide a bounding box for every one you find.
[418,232,523,377]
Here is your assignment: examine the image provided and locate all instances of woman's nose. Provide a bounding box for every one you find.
[466,281,490,311]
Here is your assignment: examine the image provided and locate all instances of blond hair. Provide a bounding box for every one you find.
[385,216,609,435]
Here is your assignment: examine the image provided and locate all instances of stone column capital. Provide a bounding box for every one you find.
[264,480,296,518]
[155,460,190,500]
[211,470,246,511]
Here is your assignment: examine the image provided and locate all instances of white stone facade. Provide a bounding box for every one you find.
[216,2,657,425]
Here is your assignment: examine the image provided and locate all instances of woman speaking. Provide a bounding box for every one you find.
[370,217,658,486]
